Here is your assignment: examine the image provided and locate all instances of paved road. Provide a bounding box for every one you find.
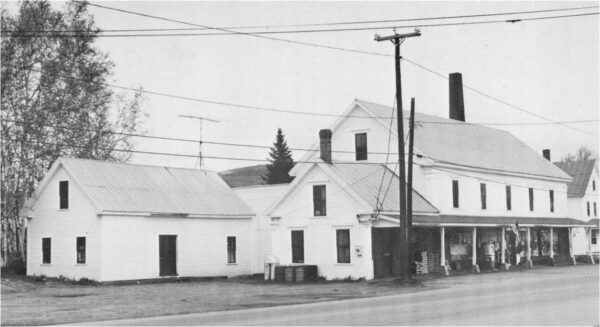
[84,265,599,326]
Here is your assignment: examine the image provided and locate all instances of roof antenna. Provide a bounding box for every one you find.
[178,115,220,172]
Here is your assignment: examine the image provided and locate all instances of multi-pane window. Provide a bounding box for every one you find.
[592,230,597,245]
[549,190,554,213]
[480,183,487,210]
[42,238,51,264]
[355,133,367,161]
[336,229,351,263]
[506,186,512,211]
[528,188,534,212]
[227,236,236,263]
[59,181,69,209]
[313,185,326,216]
[452,180,459,208]
[291,230,304,263]
[76,237,86,264]
[587,202,591,216]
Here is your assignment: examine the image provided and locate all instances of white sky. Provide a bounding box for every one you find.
[9,1,600,171]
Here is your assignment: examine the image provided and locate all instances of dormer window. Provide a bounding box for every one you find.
[355,133,367,161]
[59,181,69,209]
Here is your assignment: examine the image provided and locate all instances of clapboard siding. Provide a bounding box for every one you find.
[26,168,103,281]
[270,166,374,280]
[101,215,252,281]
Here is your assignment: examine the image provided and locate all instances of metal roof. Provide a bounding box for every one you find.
[355,99,572,181]
[554,159,597,197]
[329,162,439,214]
[57,158,254,217]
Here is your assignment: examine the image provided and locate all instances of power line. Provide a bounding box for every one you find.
[20,68,599,130]
[5,5,597,33]
[5,12,598,37]
[73,1,599,138]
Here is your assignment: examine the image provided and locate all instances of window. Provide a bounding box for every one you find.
[506,186,512,211]
[227,236,236,263]
[59,181,69,209]
[592,230,597,245]
[528,188,534,212]
[76,237,86,264]
[42,238,51,264]
[593,180,596,191]
[452,180,459,208]
[313,185,326,216]
[549,190,554,213]
[291,230,304,263]
[480,183,487,210]
[355,133,367,161]
[587,202,590,216]
[336,229,351,263]
[595,202,597,217]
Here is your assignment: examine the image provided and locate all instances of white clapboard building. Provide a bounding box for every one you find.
[266,73,587,280]
[23,158,255,282]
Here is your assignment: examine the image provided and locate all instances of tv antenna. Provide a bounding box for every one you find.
[178,114,220,171]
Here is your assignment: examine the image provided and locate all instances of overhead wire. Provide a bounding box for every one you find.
[4,12,598,37]
[4,4,597,33]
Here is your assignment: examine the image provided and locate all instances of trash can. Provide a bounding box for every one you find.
[264,255,279,281]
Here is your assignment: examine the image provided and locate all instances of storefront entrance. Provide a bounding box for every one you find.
[371,227,402,278]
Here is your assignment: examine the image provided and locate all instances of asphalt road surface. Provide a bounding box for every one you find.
[84,264,599,326]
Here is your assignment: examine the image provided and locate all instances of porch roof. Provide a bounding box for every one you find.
[385,214,590,227]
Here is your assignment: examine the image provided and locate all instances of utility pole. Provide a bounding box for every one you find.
[407,98,415,229]
[375,29,421,281]
[178,115,220,171]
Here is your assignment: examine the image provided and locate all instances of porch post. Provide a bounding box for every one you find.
[589,228,596,264]
[501,227,509,270]
[549,227,555,266]
[568,227,577,265]
[526,227,533,268]
[440,227,449,276]
[472,227,480,273]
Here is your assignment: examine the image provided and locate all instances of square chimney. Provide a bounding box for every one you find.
[449,72,465,122]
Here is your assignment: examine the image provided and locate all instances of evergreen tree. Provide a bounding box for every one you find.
[263,128,294,184]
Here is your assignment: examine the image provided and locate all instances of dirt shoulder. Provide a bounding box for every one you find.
[1,274,434,326]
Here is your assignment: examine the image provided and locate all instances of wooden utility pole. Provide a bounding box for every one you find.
[408,98,415,229]
[375,29,420,281]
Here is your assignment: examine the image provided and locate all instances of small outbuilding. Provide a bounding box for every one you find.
[23,158,255,282]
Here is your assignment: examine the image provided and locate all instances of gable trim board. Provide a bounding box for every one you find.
[291,99,572,183]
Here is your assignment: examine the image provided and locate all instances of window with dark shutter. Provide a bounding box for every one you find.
[76,237,86,264]
[529,188,534,212]
[59,181,69,209]
[336,229,350,263]
[452,180,459,208]
[227,236,236,263]
[480,183,487,210]
[291,230,304,263]
[42,238,51,264]
[506,186,512,211]
[355,133,367,161]
[313,185,326,216]
[549,190,554,213]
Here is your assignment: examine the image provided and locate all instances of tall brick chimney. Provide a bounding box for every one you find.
[449,72,465,122]
[543,149,551,161]
[319,129,332,164]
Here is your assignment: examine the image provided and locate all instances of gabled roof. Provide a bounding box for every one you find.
[269,161,439,216]
[329,163,439,214]
[234,184,289,216]
[554,159,597,197]
[355,99,572,181]
[292,99,571,181]
[30,158,254,217]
